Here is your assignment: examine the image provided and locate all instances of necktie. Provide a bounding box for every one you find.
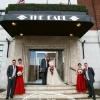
[14,66,16,69]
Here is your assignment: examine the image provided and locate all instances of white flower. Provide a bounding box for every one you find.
[78,70,83,74]
[17,71,22,76]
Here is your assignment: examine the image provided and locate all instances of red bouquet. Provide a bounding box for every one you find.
[50,66,54,75]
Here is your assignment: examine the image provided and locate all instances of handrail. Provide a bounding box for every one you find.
[70,67,76,71]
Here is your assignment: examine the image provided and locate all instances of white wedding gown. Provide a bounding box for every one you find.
[47,60,65,85]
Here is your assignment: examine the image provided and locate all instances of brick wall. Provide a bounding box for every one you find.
[77,0,100,30]
[93,0,100,30]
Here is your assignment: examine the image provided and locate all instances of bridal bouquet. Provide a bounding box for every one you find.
[77,69,83,74]
[50,66,54,75]
[17,71,22,76]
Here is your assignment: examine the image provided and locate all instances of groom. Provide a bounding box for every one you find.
[6,59,17,99]
[83,63,96,100]
[40,54,49,85]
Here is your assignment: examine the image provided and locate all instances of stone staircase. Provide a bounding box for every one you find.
[0,85,100,100]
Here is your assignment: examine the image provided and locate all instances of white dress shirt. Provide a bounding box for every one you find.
[45,58,47,67]
[12,65,16,77]
[85,67,90,80]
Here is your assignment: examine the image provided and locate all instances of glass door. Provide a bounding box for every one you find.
[29,50,47,83]
[36,52,46,81]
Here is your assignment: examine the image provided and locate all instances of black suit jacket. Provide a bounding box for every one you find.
[6,65,18,78]
[83,67,95,83]
[41,58,49,72]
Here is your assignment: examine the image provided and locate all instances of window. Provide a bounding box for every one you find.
[0,10,5,29]
[0,11,5,15]
[0,45,3,70]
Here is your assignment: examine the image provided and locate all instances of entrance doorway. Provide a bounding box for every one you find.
[28,50,64,84]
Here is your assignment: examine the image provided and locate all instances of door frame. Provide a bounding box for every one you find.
[36,51,57,80]
[22,44,71,84]
[36,51,46,80]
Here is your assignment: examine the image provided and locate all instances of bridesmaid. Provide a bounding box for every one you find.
[14,58,25,94]
[76,63,87,93]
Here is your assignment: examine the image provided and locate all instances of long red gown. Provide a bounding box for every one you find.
[14,65,25,94]
[76,68,87,92]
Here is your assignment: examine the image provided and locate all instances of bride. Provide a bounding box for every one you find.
[47,56,65,85]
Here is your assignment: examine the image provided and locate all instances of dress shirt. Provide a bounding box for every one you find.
[85,67,90,80]
[45,58,47,67]
[12,65,16,77]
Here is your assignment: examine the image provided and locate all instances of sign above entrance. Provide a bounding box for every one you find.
[0,14,93,22]
[0,13,94,38]
[16,14,80,21]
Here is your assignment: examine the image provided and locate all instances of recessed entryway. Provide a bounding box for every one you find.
[28,49,64,84]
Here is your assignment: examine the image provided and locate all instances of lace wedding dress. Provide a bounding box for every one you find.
[47,60,65,85]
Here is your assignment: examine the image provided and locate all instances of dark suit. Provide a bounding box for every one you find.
[6,65,17,98]
[83,67,96,99]
[41,58,49,84]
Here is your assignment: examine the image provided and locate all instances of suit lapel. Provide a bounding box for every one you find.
[88,67,90,74]
[11,65,13,70]
[84,68,86,76]
[44,58,46,63]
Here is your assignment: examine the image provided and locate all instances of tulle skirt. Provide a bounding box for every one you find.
[47,67,65,85]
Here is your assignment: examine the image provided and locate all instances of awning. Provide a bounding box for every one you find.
[0,14,94,37]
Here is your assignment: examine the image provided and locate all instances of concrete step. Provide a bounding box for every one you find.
[0,85,100,100]
[0,90,85,95]
[25,90,78,94]
[0,92,99,99]
[76,98,100,100]
[0,98,71,100]
[25,85,75,90]
[0,90,81,94]
[0,99,100,100]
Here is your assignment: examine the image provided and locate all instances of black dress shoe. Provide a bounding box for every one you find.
[10,96,13,99]
[93,97,96,100]
[88,95,92,98]
[6,97,9,99]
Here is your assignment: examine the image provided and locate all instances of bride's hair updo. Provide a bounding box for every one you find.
[18,58,22,61]
[49,56,53,60]
[78,63,82,66]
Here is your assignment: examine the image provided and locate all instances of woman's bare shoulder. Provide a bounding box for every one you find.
[22,65,24,67]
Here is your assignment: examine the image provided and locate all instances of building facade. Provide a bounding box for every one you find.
[0,0,100,89]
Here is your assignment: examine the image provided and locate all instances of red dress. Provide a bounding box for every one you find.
[76,68,87,92]
[14,65,25,94]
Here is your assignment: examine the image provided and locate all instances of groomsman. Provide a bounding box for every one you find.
[83,63,96,100]
[6,59,17,99]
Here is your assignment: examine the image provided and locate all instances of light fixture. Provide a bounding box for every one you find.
[20,33,23,36]
[76,23,81,27]
[12,22,17,26]
[70,34,73,36]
